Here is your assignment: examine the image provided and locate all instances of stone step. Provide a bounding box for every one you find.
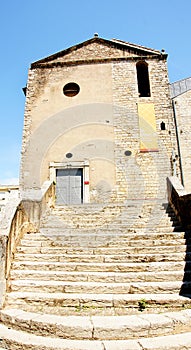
[6,292,191,310]
[42,215,181,227]
[12,260,190,273]
[0,323,103,350]
[20,232,188,248]
[2,322,191,350]
[53,201,168,208]
[1,308,191,341]
[19,236,191,251]
[49,213,178,223]
[107,225,183,233]
[9,279,191,294]
[10,269,190,283]
[15,244,190,255]
[52,203,173,211]
[42,204,179,216]
[25,230,187,239]
[41,222,182,232]
[41,227,184,234]
[51,204,174,214]
[13,252,189,263]
[51,206,176,215]
[52,204,158,212]
[43,216,179,228]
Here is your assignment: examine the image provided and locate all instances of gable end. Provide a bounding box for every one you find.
[31,37,166,69]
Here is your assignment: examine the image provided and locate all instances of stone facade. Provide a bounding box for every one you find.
[20,36,178,204]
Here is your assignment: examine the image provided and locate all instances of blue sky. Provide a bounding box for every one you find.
[0,0,190,185]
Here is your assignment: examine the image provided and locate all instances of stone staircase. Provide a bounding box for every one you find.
[1,200,191,349]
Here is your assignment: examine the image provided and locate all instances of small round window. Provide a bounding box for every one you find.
[63,82,80,97]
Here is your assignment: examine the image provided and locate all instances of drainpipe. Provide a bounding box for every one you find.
[172,149,177,177]
[172,99,184,186]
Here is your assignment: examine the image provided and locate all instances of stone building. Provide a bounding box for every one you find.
[1,35,191,349]
[20,35,178,205]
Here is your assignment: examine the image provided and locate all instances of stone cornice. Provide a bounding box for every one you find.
[31,54,167,69]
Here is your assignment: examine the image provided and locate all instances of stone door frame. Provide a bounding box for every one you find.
[49,161,90,204]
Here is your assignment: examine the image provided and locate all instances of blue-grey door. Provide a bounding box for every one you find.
[56,168,83,205]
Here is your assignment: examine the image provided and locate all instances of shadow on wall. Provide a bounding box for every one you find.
[167,176,191,299]
[179,229,191,299]
[162,202,191,300]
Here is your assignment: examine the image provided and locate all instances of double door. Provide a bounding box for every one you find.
[56,168,83,205]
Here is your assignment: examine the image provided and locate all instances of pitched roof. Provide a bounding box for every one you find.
[111,38,162,55]
[31,36,166,68]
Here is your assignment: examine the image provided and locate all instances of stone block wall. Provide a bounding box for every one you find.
[172,90,191,192]
[112,58,177,201]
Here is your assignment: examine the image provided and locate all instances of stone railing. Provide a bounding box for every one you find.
[0,181,55,308]
[21,180,55,230]
[167,176,191,228]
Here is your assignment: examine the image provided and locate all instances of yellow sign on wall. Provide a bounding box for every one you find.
[138,103,158,152]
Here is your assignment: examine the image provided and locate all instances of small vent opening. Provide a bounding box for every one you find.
[161,122,166,130]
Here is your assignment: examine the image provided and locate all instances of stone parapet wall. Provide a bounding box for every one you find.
[0,181,55,308]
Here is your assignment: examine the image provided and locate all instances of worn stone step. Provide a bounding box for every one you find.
[13,252,189,263]
[1,304,165,317]
[49,215,178,225]
[52,205,146,212]
[15,244,190,255]
[6,292,191,310]
[24,229,187,238]
[25,224,184,233]
[10,269,189,283]
[12,260,190,273]
[136,332,191,350]
[9,279,190,294]
[34,228,185,235]
[53,201,167,208]
[0,323,104,350]
[20,232,188,245]
[51,207,177,216]
[19,237,189,250]
[51,205,176,220]
[43,217,179,229]
[23,209,177,229]
[1,308,191,340]
[41,215,160,226]
[45,213,178,221]
[2,322,191,350]
[39,228,186,239]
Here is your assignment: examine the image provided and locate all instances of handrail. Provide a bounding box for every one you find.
[21,180,55,230]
